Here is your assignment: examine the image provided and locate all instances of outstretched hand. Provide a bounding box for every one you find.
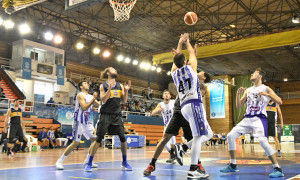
[124,80,131,91]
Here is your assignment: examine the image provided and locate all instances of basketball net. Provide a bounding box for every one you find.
[109,0,137,21]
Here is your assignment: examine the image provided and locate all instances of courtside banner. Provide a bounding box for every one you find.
[22,57,31,80]
[210,80,225,119]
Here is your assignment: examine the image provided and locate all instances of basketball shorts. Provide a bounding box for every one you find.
[8,123,24,142]
[96,114,125,138]
[72,121,96,142]
[232,115,268,137]
[181,99,211,137]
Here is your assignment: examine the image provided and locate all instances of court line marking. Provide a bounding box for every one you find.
[287,174,300,180]
[69,176,102,180]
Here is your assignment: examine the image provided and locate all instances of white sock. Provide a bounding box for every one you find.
[190,136,202,165]
[273,164,280,168]
[230,159,236,164]
[58,154,66,163]
[85,154,90,163]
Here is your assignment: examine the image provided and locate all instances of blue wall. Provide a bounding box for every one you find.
[127,114,164,126]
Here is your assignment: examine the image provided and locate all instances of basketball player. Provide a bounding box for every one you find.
[171,33,212,179]
[267,100,284,157]
[143,37,211,177]
[56,81,99,170]
[84,67,132,172]
[4,99,25,157]
[151,89,176,164]
[220,68,284,178]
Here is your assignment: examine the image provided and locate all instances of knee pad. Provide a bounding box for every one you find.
[258,137,276,156]
[118,134,126,143]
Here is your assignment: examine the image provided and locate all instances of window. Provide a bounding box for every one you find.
[16,80,24,92]
[34,81,54,103]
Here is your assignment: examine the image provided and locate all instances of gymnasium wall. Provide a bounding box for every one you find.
[205,75,233,134]
[0,41,11,59]
[266,81,300,125]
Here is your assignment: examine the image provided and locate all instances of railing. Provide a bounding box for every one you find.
[0,98,33,112]
[68,72,163,98]
[278,91,300,99]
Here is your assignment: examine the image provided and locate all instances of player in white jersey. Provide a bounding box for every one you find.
[151,90,176,163]
[220,68,284,178]
[56,81,100,170]
[171,33,212,179]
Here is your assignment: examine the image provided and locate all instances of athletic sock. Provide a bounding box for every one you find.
[182,144,189,152]
[88,155,94,165]
[122,155,127,163]
[150,158,157,167]
[274,167,282,173]
[189,164,198,171]
[230,159,236,164]
[273,164,280,168]
[170,147,175,156]
[58,154,67,163]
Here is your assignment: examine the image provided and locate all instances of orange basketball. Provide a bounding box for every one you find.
[184,12,198,25]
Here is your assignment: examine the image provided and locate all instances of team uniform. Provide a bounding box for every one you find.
[232,85,270,138]
[172,65,212,137]
[160,100,176,145]
[8,108,24,142]
[95,82,125,143]
[47,130,56,144]
[72,92,96,142]
[266,102,278,137]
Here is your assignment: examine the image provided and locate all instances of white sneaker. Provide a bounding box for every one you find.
[92,163,98,168]
[174,144,184,166]
[187,170,209,179]
[56,162,64,170]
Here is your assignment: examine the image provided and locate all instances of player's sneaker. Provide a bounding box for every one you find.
[143,164,155,176]
[56,162,64,170]
[83,161,98,168]
[84,163,92,172]
[121,161,132,171]
[187,169,209,179]
[166,158,176,164]
[197,163,206,174]
[269,168,284,178]
[220,164,239,173]
[174,144,184,166]
[277,152,282,157]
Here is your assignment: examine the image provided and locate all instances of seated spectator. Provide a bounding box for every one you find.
[46,98,55,107]
[0,130,8,152]
[220,133,227,144]
[55,127,68,147]
[38,127,49,148]
[47,126,58,148]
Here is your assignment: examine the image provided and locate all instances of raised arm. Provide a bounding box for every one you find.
[3,109,11,133]
[236,87,247,109]
[151,103,163,116]
[121,80,131,104]
[100,82,112,104]
[185,35,197,73]
[171,34,188,74]
[267,87,283,105]
[77,92,97,111]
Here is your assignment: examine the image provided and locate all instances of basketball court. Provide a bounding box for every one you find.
[0,0,300,180]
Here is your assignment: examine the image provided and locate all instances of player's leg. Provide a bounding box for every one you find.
[56,122,82,170]
[220,118,251,173]
[274,136,281,156]
[82,123,99,169]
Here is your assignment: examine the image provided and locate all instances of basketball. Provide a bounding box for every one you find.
[184,12,198,25]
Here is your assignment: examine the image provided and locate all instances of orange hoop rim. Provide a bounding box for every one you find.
[109,0,136,6]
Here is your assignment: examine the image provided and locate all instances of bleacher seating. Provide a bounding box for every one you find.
[125,124,183,145]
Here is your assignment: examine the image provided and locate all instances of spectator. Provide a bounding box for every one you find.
[46,98,55,107]
[0,130,8,152]
[250,132,254,144]
[47,126,57,148]
[142,89,146,97]
[38,127,49,148]
[220,133,227,144]
[55,127,68,147]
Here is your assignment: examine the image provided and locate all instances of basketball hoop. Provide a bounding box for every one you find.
[109,0,137,21]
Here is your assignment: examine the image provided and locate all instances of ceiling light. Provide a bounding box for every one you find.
[54,35,63,44]
[167,71,171,75]
[76,42,84,49]
[283,78,288,82]
[103,50,111,58]
[157,67,162,73]
[151,66,156,71]
[3,20,14,29]
[93,47,100,54]
[117,55,124,61]
[19,23,31,34]
[132,60,138,65]
[144,63,151,70]
[44,32,54,41]
[125,57,131,63]
[229,24,236,28]
[292,15,299,23]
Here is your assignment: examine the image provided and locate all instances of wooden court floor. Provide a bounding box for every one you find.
[0,143,299,180]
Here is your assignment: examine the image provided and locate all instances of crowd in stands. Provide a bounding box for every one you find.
[38,126,68,149]
[122,96,157,114]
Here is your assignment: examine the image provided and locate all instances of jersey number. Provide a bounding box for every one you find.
[179,78,191,94]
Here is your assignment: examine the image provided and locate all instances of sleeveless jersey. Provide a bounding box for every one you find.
[266,101,277,123]
[160,100,175,126]
[245,84,270,117]
[172,65,202,105]
[100,82,122,115]
[74,92,94,124]
[10,107,22,124]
